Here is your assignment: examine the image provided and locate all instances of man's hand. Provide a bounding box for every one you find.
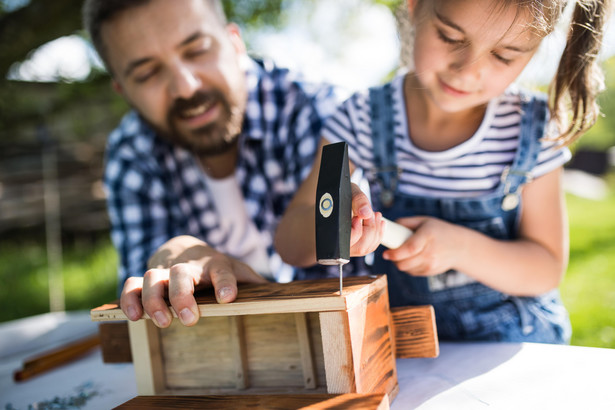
[120,236,267,328]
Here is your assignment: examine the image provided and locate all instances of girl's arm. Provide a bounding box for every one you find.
[275,138,384,267]
[385,167,568,296]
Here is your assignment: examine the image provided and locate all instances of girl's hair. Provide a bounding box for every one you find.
[547,0,610,146]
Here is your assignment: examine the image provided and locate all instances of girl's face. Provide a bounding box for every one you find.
[410,0,543,113]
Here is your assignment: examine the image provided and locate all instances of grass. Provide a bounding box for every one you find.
[561,191,615,348]
[0,188,614,348]
[0,236,118,323]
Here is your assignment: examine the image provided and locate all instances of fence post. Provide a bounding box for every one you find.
[39,122,65,312]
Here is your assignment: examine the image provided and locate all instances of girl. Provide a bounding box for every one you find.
[275,0,610,343]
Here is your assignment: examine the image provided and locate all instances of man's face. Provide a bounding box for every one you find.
[103,0,248,155]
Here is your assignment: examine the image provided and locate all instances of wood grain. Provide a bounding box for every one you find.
[91,276,386,321]
[13,333,100,382]
[347,286,398,399]
[158,312,326,393]
[295,312,317,389]
[128,320,165,395]
[391,305,439,358]
[114,393,389,409]
[99,322,132,363]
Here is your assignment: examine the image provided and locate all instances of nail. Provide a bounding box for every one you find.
[127,306,138,320]
[217,287,232,302]
[179,308,195,325]
[359,206,372,218]
[153,310,170,327]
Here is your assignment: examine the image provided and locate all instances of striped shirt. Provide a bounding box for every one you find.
[323,74,570,199]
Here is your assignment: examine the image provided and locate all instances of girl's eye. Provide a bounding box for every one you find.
[437,29,464,45]
[491,52,513,65]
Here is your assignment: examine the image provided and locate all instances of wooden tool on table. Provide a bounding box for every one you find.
[13,333,100,382]
[315,142,414,294]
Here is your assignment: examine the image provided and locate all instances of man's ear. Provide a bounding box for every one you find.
[112,79,124,96]
[226,23,247,56]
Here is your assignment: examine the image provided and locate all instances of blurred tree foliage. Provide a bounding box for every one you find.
[0,0,301,78]
[577,57,615,150]
[0,0,305,140]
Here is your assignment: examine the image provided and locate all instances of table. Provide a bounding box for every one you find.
[1,311,614,409]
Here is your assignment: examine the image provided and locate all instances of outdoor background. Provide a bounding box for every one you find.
[0,0,613,348]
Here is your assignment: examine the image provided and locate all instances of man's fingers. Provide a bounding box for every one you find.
[231,260,268,284]
[207,256,239,303]
[142,268,173,328]
[168,263,202,326]
[120,276,144,321]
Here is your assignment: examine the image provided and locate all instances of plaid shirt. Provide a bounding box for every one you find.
[104,58,366,288]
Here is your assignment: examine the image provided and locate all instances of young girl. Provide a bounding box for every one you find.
[275,0,610,343]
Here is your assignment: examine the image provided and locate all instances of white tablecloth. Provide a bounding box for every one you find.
[1,311,614,409]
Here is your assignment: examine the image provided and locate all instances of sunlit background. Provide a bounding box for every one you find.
[1,0,614,348]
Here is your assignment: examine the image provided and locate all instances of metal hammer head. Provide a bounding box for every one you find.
[315,142,351,266]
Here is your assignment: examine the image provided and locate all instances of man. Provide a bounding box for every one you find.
[83,0,366,328]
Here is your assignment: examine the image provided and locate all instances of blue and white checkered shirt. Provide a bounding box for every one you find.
[104,58,366,288]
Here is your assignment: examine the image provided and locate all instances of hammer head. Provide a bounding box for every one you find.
[315,142,351,266]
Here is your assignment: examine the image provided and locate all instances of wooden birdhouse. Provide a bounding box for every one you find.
[91,275,438,408]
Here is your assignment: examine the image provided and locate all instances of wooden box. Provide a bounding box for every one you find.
[91,275,438,404]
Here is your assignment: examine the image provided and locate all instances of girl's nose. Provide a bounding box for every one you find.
[169,63,201,100]
[450,47,484,81]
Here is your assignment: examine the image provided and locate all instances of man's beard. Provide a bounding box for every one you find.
[163,89,244,156]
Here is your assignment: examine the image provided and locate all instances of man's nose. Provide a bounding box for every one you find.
[169,63,201,99]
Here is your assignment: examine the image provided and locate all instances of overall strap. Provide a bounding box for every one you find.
[368,84,399,208]
[498,92,548,211]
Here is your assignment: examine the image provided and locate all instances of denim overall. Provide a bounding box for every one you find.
[367,85,571,343]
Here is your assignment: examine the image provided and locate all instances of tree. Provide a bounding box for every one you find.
[0,0,293,80]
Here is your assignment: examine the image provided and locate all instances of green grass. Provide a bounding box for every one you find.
[561,191,615,348]
[0,190,614,348]
[0,237,118,323]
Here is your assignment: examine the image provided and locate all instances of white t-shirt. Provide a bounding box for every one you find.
[202,173,273,279]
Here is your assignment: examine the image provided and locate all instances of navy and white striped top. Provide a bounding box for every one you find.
[323,74,570,199]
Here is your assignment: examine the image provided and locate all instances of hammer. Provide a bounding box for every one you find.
[315,142,413,294]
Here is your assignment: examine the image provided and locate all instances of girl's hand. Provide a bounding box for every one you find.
[382,216,468,277]
[349,183,385,257]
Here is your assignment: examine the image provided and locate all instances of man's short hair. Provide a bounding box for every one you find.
[82,0,227,74]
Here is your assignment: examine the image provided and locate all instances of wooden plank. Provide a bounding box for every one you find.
[98,322,132,363]
[391,305,439,358]
[159,313,326,392]
[13,334,100,382]
[91,276,385,322]
[161,317,236,389]
[347,285,398,400]
[294,312,317,389]
[115,393,389,409]
[229,316,249,389]
[128,320,165,395]
[319,311,355,394]
[243,313,309,389]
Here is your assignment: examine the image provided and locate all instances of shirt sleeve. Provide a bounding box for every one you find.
[104,123,172,288]
[321,90,375,173]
